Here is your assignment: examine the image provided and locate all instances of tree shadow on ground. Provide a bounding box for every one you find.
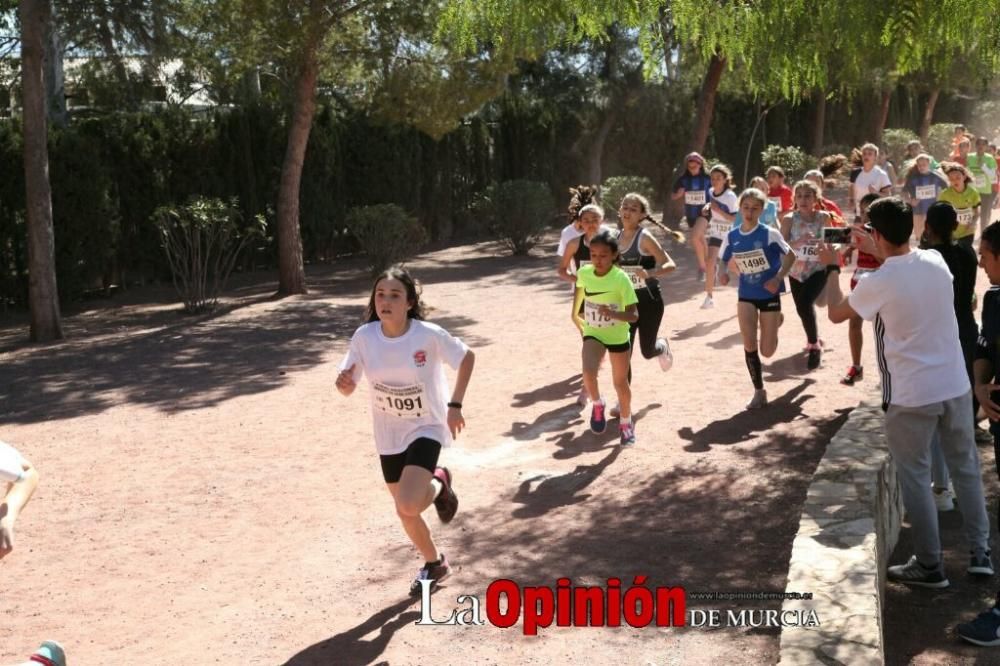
[0,301,364,425]
[671,315,738,341]
[510,445,623,518]
[706,330,744,350]
[510,375,584,408]
[549,403,662,460]
[505,403,585,442]
[676,380,816,452]
[451,412,848,621]
[281,597,420,666]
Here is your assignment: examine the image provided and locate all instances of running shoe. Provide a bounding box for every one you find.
[27,642,66,666]
[656,338,673,372]
[933,488,954,512]
[432,467,458,523]
[409,554,452,597]
[886,555,949,588]
[700,295,714,309]
[746,389,767,410]
[619,422,636,446]
[609,403,621,419]
[840,365,863,386]
[975,426,994,445]
[956,606,1000,646]
[807,343,822,370]
[576,387,588,406]
[968,551,995,576]
[590,399,607,434]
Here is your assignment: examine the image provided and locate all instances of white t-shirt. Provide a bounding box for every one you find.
[0,441,26,483]
[853,166,892,214]
[708,189,739,239]
[340,320,470,455]
[557,223,584,259]
[848,249,969,408]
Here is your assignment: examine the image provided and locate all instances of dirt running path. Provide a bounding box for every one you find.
[1,231,885,665]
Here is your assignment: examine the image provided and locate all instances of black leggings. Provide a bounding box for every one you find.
[790,271,826,345]
[627,288,665,384]
[628,288,665,360]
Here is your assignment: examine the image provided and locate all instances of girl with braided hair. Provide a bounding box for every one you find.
[616,192,683,372]
[557,185,600,275]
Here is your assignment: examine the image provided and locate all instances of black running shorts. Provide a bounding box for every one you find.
[380,437,441,483]
[738,295,782,312]
[583,335,631,353]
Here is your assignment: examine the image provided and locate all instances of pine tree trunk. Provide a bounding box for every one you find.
[810,91,826,156]
[874,89,892,144]
[587,106,618,186]
[275,40,318,296]
[43,2,66,128]
[919,88,940,141]
[689,53,726,153]
[20,0,63,341]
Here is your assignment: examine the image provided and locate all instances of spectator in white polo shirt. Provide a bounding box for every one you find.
[818,196,993,588]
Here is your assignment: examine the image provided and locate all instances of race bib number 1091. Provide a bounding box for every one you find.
[373,382,427,418]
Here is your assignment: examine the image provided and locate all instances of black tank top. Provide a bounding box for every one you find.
[573,234,592,268]
[618,227,659,293]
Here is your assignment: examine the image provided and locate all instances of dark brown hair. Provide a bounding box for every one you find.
[365,266,427,323]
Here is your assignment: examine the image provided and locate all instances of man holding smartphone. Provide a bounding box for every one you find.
[819,196,992,590]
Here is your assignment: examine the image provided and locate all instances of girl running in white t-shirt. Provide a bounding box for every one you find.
[336,267,475,596]
[781,180,831,370]
[701,164,739,309]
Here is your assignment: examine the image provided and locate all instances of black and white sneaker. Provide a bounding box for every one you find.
[887,555,949,588]
[409,554,452,597]
[969,551,995,576]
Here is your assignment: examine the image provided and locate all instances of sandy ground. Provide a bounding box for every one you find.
[0,224,994,665]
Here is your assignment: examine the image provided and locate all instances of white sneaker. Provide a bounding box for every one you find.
[700,295,714,309]
[656,338,673,372]
[576,387,588,406]
[934,488,955,512]
[609,403,621,419]
[746,389,767,409]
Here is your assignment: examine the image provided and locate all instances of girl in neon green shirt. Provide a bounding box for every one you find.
[572,230,639,446]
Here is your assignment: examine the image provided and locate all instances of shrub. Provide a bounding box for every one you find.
[926,123,957,161]
[152,197,265,314]
[345,204,428,273]
[882,128,919,166]
[601,176,655,217]
[472,180,553,255]
[760,145,814,180]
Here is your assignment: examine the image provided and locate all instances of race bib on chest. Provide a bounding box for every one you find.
[733,249,769,275]
[795,242,821,262]
[620,265,647,288]
[915,184,936,200]
[685,191,706,206]
[584,300,619,328]
[976,175,988,190]
[709,221,730,238]
[957,208,975,229]
[372,382,428,419]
